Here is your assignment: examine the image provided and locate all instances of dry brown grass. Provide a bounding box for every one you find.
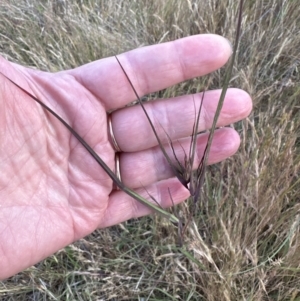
[1,0,300,300]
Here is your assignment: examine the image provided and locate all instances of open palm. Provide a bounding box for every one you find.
[0,34,252,279]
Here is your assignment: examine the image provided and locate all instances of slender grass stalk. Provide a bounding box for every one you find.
[202,0,243,169]
[190,0,244,204]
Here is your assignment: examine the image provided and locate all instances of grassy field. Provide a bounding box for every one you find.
[1,0,300,300]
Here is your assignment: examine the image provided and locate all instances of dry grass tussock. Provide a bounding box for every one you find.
[1,0,300,300]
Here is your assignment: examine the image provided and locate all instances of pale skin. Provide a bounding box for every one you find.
[0,34,252,279]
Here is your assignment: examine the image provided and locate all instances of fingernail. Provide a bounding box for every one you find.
[225,38,233,55]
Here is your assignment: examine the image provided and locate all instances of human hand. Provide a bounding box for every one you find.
[0,34,252,279]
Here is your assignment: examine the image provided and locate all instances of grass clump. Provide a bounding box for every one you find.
[0,0,300,300]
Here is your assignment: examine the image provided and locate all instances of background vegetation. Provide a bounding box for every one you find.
[0,0,299,300]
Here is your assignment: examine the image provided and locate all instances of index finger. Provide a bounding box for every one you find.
[68,34,232,111]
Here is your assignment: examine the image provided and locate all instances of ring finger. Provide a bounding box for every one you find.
[119,127,239,189]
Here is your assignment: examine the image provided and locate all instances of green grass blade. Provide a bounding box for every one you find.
[1,72,179,224]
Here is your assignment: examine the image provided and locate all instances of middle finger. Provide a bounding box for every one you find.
[110,88,251,152]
